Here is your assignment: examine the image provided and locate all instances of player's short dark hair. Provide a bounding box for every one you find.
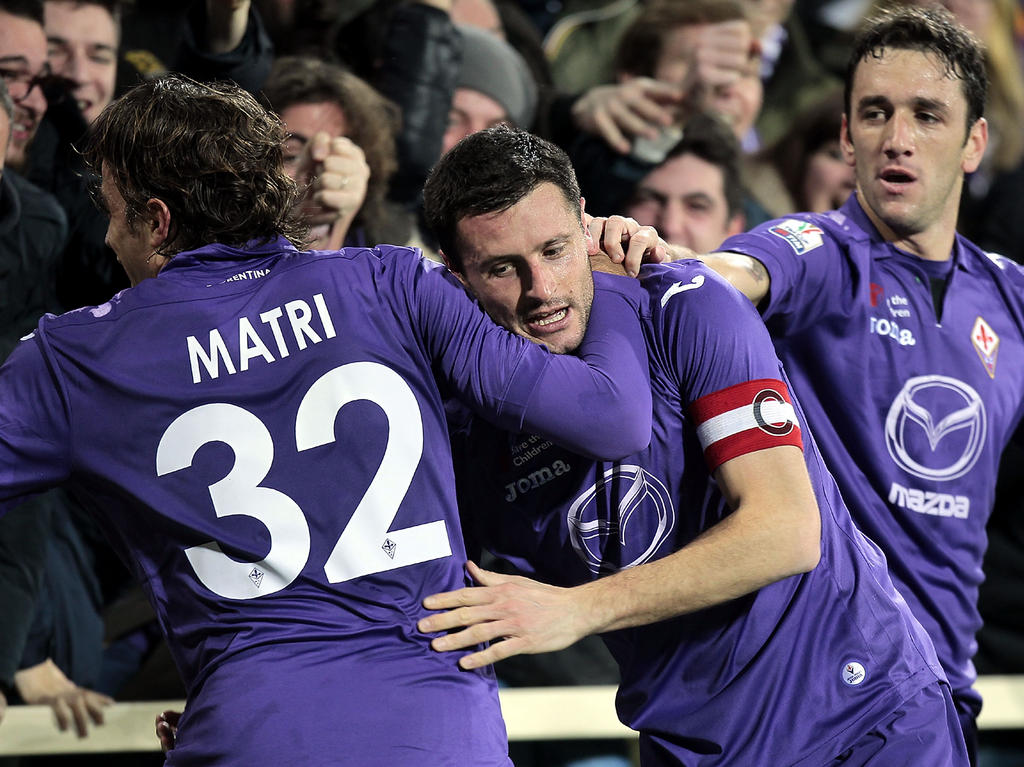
[662,112,744,219]
[423,124,581,272]
[83,74,307,255]
[0,0,44,24]
[614,0,746,79]
[846,6,987,132]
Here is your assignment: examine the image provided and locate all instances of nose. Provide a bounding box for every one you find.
[524,262,556,302]
[65,50,89,86]
[883,111,913,157]
[658,198,688,247]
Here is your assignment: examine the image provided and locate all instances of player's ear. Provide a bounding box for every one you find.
[145,197,172,251]
[440,250,470,288]
[580,197,595,250]
[840,114,855,167]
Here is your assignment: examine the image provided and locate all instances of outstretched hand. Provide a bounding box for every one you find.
[418,561,594,669]
[14,659,114,738]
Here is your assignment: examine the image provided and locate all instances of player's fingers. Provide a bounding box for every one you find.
[419,601,496,634]
[465,560,511,587]
[458,636,529,669]
[421,586,484,612]
[430,619,508,652]
[623,226,661,277]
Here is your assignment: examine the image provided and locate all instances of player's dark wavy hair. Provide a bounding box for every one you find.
[82,74,308,255]
[846,6,987,133]
[422,125,581,272]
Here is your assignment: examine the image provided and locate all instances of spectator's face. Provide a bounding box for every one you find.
[0,11,49,171]
[801,140,855,212]
[280,100,349,181]
[626,152,743,252]
[451,182,594,354]
[842,48,987,241]
[0,107,10,175]
[45,1,118,125]
[654,24,763,141]
[442,88,508,155]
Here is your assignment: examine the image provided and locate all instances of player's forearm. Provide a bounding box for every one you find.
[574,478,820,633]
[700,252,770,307]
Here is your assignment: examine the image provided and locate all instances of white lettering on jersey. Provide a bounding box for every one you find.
[888,481,970,519]
[187,293,338,384]
[869,316,916,346]
[660,275,705,307]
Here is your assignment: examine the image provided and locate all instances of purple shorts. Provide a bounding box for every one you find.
[825,682,970,766]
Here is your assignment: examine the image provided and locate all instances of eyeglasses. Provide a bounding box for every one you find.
[0,66,53,104]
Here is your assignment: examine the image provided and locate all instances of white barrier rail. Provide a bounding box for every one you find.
[0,677,1021,756]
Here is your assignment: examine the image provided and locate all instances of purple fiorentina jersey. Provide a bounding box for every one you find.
[457,265,944,766]
[720,194,1024,704]
[0,239,650,767]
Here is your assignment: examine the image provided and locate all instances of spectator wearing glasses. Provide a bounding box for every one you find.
[0,0,50,173]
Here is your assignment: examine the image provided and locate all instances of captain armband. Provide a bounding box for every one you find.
[690,379,803,473]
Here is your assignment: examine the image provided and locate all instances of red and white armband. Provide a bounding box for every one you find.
[690,379,803,473]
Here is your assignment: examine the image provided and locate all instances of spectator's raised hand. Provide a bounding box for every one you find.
[14,659,113,738]
[571,78,685,154]
[293,132,371,250]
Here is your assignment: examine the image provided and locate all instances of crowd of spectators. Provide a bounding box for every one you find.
[3,1,1024,765]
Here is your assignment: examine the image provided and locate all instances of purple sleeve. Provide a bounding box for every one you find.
[0,333,72,513]
[719,215,852,334]
[409,259,651,460]
[641,262,785,402]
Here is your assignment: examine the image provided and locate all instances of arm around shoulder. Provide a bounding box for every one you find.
[699,251,771,307]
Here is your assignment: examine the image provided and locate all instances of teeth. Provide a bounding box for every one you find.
[533,309,567,327]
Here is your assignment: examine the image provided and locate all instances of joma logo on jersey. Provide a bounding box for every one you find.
[869,316,916,346]
[889,481,970,519]
[504,459,572,502]
[768,219,824,255]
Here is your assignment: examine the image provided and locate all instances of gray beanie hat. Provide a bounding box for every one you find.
[455,25,538,130]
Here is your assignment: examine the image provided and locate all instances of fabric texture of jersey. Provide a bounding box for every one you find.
[456,264,946,766]
[720,194,1024,707]
[0,239,651,766]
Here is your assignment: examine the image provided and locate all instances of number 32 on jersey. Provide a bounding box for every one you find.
[155,361,451,600]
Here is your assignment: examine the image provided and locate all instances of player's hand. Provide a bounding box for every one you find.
[155,709,181,753]
[14,659,114,738]
[294,132,370,250]
[418,561,593,669]
[571,78,685,154]
[585,213,670,277]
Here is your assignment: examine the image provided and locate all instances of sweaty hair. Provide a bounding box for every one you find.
[846,6,987,131]
[614,0,746,79]
[422,124,580,272]
[663,112,744,219]
[82,74,307,255]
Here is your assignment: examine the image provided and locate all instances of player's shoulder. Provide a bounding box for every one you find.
[970,244,1024,286]
[638,259,754,319]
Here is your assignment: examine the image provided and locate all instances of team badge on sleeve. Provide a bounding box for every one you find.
[768,220,824,255]
[690,379,803,472]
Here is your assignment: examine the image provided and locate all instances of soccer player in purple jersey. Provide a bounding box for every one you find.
[658,8,1022,764]
[417,125,968,765]
[0,75,655,766]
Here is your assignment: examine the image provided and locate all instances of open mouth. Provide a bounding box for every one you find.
[880,168,916,185]
[525,307,568,331]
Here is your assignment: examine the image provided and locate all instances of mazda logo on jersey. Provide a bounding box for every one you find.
[752,389,795,436]
[884,375,986,481]
[566,465,675,575]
